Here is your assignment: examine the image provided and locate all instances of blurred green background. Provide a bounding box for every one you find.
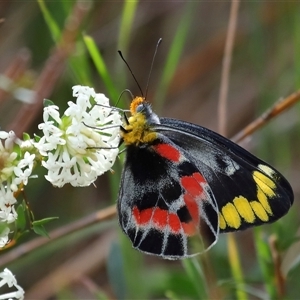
[0,1,299,299]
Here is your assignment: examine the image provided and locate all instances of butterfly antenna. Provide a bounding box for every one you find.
[118,50,144,97]
[116,89,134,107]
[145,38,162,100]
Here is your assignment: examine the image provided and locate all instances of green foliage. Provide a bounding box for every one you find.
[83,35,119,101]
[107,242,127,299]
[16,203,27,232]
[182,257,207,298]
[37,0,61,42]
[43,98,55,107]
[154,1,199,111]
[253,227,277,298]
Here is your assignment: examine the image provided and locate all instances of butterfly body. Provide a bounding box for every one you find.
[118,97,294,259]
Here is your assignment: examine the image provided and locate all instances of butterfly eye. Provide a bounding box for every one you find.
[136,104,145,113]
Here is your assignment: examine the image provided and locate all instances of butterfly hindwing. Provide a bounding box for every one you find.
[118,135,219,259]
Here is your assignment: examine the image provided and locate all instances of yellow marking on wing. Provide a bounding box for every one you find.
[233,196,255,223]
[256,187,273,215]
[253,171,276,196]
[253,170,275,215]
[219,213,226,230]
[219,168,278,229]
[250,201,269,221]
[222,203,241,229]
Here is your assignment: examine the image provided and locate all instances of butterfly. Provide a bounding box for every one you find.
[116,95,293,260]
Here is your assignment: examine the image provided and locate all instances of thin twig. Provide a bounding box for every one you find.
[0,205,116,268]
[218,2,247,300]
[218,0,240,137]
[269,235,285,298]
[232,90,300,143]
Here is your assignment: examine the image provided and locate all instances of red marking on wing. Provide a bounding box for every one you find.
[132,173,207,238]
[182,222,197,236]
[183,193,200,225]
[154,144,181,162]
[152,208,168,228]
[133,206,151,225]
[132,206,186,234]
[180,172,207,233]
[169,213,181,233]
[193,172,206,184]
[181,173,205,196]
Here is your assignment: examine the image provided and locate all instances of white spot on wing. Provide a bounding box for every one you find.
[223,156,240,176]
[258,164,275,178]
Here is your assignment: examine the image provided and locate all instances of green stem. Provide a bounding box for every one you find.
[227,233,248,300]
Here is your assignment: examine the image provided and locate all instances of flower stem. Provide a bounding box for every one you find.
[227,233,248,300]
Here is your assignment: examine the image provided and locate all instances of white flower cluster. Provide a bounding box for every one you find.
[35,85,122,187]
[0,131,35,247]
[0,268,24,300]
[0,85,122,247]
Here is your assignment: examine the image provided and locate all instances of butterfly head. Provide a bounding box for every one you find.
[121,96,160,146]
[129,96,145,115]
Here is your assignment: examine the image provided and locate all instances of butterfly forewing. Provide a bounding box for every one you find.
[155,117,294,232]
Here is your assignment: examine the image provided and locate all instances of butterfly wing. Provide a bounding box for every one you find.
[118,135,219,259]
[155,117,294,232]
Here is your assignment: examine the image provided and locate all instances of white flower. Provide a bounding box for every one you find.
[35,85,122,187]
[0,268,24,300]
[0,131,35,192]
[0,185,17,224]
[13,152,35,187]
[0,131,17,151]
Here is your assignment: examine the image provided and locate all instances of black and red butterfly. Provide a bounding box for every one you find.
[117,96,293,260]
[115,41,293,259]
